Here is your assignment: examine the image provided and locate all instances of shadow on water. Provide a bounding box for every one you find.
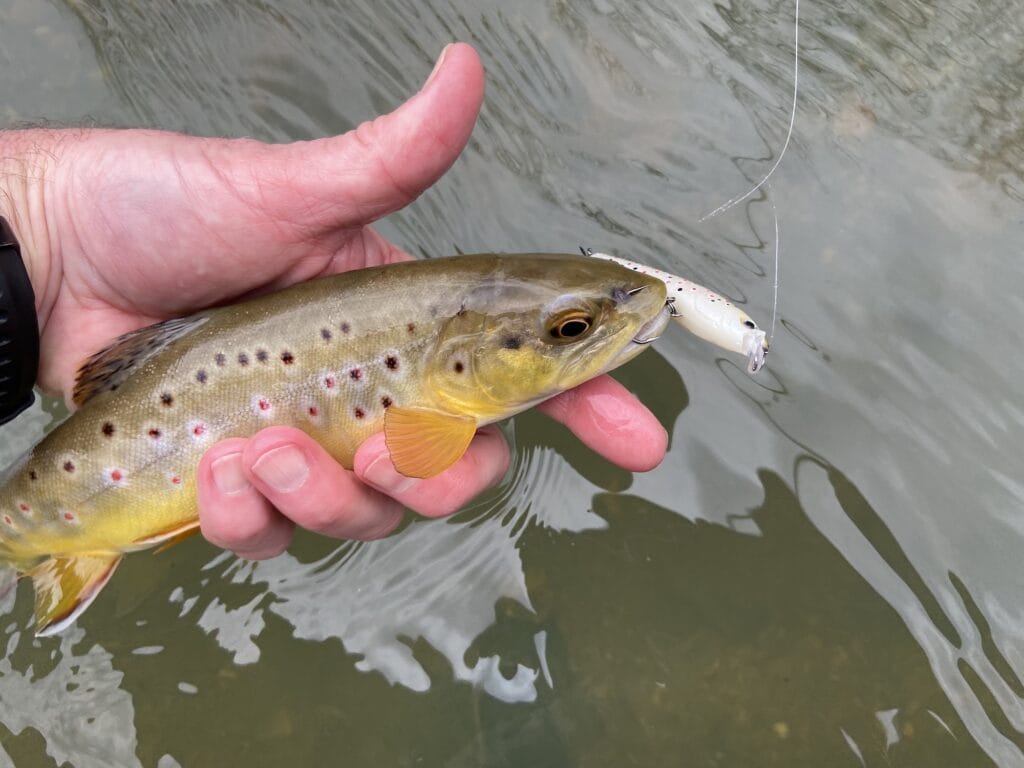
[481,467,995,768]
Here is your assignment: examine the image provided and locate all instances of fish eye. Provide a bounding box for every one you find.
[549,312,594,341]
[743,320,757,329]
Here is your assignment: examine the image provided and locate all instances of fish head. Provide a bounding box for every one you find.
[428,255,668,419]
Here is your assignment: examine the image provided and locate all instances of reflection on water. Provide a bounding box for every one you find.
[2,0,1024,765]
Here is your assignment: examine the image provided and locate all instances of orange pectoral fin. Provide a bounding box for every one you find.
[383,406,477,478]
[28,552,123,637]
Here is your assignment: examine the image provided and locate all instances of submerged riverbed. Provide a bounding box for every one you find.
[1,0,1023,765]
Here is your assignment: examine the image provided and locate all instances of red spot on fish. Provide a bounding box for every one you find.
[63,511,75,521]
[110,470,123,482]
[3,516,11,526]
[171,475,182,485]
[149,428,162,439]
[18,503,29,513]
[354,408,365,419]
[308,405,319,417]
[258,398,271,411]
[193,424,206,437]
[349,368,362,381]
[322,376,336,390]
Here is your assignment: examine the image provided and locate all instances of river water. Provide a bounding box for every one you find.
[1,0,1022,765]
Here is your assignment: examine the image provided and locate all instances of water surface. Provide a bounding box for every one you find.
[1,0,1022,765]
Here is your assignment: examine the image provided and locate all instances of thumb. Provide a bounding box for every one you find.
[275,43,485,226]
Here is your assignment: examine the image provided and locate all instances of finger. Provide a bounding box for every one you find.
[272,42,485,227]
[197,438,295,560]
[353,425,510,518]
[241,426,405,541]
[537,375,668,472]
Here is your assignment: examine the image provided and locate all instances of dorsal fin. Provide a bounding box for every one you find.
[72,315,208,407]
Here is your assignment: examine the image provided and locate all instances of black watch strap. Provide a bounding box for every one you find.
[0,216,39,425]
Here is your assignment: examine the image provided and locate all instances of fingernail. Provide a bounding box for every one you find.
[362,453,418,495]
[251,444,309,493]
[212,452,250,495]
[424,43,453,90]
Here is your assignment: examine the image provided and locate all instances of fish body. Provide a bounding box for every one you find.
[0,253,668,635]
[587,252,769,373]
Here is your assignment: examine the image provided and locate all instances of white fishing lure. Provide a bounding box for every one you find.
[587,252,769,374]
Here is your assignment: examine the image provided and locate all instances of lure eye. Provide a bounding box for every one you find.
[549,313,594,341]
[743,320,757,329]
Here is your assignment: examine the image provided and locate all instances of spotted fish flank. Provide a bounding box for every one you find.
[0,253,669,636]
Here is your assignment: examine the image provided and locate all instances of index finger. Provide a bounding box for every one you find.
[537,375,667,472]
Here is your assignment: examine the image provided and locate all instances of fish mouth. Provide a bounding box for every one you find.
[632,303,673,345]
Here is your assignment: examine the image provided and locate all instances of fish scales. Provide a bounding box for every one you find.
[0,253,669,635]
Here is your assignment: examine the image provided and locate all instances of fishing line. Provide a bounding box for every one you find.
[700,0,800,354]
[699,0,800,223]
[766,180,780,346]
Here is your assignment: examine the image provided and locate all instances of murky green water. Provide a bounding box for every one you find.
[2,0,1023,765]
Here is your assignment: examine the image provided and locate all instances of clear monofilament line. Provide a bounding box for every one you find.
[699,0,800,223]
[767,181,780,347]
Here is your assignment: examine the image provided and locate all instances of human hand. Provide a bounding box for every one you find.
[0,43,667,559]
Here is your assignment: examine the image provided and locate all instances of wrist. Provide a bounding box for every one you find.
[0,130,67,336]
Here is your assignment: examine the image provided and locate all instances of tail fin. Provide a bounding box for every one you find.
[27,553,123,636]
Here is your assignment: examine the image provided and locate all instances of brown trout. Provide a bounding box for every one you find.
[0,253,668,635]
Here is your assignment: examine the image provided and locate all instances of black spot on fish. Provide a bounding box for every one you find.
[281,351,294,365]
[456,304,467,317]
[196,370,208,384]
[256,349,269,363]
[454,361,464,374]
[611,287,629,303]
[385,356,399,371]
[238,353,249,367]
[215,353,227,367]
[149,428,162,439]
[349,368,362,381]
[102,422,115,437]
[354,407,365,419]
[406,323,416,333]
[340,322,351,334]
[501,336,522,350]
[63,460,75,473]
[321,328,332,341]
[381,396,392,408]
[161,392,174,407]
[29,470,37,481]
